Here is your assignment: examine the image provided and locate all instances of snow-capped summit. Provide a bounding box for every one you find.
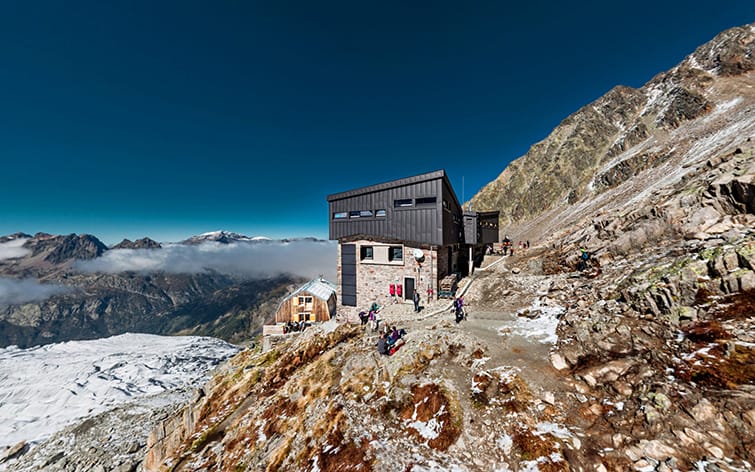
[181,230,255,245]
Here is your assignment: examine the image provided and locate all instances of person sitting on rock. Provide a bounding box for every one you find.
[376,333,389,355]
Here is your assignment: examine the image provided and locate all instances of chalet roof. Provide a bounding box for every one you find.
[326,169,450,202]
[285,278,337,302]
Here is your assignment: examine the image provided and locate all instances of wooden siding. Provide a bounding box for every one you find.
[274,291,336,323]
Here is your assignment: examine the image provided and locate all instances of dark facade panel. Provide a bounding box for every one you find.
[477,211,500,244]
[341,244,357,306]
[463,213,478,244]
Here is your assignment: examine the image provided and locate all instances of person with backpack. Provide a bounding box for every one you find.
[453,297,464,323]
[578,247,590,271]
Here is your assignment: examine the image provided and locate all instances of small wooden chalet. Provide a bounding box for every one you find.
[326,170,499,308]
[274,278,337,323]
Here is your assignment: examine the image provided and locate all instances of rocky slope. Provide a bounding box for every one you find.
[470,23,754,233]
[0,233,301,348]
[131,24,755,472]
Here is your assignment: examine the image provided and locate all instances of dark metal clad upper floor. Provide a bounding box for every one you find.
[327,170,464,246]
[327,169,459,208]
[327,169,498,247]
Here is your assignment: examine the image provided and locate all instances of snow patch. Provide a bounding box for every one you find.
[405,403,447,442]
[507,298,565,345]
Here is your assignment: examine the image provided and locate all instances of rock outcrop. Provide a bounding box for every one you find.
[470,23,755,232]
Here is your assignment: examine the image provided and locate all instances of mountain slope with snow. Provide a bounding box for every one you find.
[0,333,239,452]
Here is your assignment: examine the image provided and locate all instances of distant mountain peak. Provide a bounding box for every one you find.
[112,237,162,250]
[182,230,254,245]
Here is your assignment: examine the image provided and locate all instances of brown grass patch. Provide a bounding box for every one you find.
[261,397,299,438]
[709,290,755,320]
[471,372,493,405]
[399,384,461,451]
[311,430,372,472]
[471,348,485,359]
[677,343,755,388]
[261,325,360,395]
[682,320,730,343]
[498,373,533,413]
[511,426,556,461]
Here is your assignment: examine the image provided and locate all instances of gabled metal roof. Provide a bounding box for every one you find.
[326,169,451,202]
[284,278,337,302]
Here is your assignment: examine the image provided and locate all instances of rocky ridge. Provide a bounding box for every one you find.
[112,238,162,250]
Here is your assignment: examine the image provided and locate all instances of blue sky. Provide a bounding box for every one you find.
[1,1,752,244]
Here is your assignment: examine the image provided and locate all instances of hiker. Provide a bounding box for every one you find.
[453,296,465,323]
[376,333,389,355]
[358,311,369,325]
[413,290,420,312]
[578,247,590,271]
[458,295,466,320]
[369,309,381,332]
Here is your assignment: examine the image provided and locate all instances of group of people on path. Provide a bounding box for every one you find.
[499,236,530,256]
[358,302,383,331]
[283,320,308,334]
[376,324,407,356]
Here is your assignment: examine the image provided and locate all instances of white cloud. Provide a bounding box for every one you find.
[75,240,338,281]
[0,278,72,305]
[0,238,30,261]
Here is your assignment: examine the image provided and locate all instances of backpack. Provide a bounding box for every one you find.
[581,251,590,261]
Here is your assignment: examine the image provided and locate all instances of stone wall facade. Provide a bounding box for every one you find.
[336,239,458,312]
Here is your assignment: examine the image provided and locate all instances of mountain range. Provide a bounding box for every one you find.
[0,231,311,348]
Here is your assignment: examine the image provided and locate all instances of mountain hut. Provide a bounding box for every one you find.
[274,278,337,323]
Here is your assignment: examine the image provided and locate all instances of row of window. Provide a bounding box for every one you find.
[333,197,439,220]
[394,197,436,208]
[360,245,403,262]
[297,312,312,321]
[297,296,313,305]
[333,209,388,219]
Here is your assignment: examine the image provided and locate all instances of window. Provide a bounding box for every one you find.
[360,246,373,260]
[349,210,374,218]
[443,200,449,210]
[333,212,348,219]
[298,296,312,305]
[415,197,437,206]
[375,209,387,217]
[298,312,311,322]
[394,199,413,208]
[388,246,403,262]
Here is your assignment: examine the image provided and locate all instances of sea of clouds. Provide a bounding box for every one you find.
[75,240,338,281]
